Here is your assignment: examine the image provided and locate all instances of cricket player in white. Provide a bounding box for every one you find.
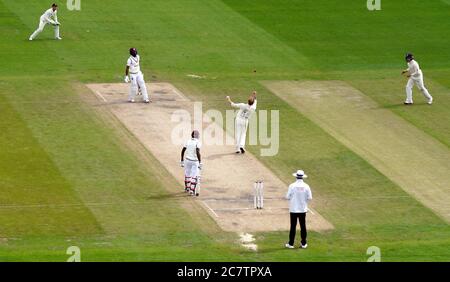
[124,48,150,103]
[226,91,257,154]
[180,130,202,196]
[29,3,62,41]
[402,53,433,105]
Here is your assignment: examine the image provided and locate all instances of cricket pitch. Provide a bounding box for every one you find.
[86,83,333,233]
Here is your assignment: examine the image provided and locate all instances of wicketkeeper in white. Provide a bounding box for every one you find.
[124,48,150,103]
[226,91,257,154]
[180,130,202,196]
[29,3,62,41]
[402,53,433,105]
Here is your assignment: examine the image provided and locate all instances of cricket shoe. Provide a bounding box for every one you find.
[129,99,135,103]
[29,36,33,41]
[55,36,62,40]
[235,150,240,154]
[285,243,294,249]
[240,147,246,154]
[300,244,308,249]
[144,99,151,103]
[403,102,413,105]
[427,98,433,105]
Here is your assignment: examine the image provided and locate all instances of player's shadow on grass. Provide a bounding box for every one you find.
[144,192,187,200]
[383,103,429,109]
[206,152,238,160]
[26,38,60,42]
[94,101,135,107]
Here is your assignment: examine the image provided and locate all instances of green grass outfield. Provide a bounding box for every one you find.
[0,0,449,261]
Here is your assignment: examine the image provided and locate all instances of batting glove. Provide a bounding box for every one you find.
[124,76,130,83]
[180,161,185,168]
[198,163,203,170]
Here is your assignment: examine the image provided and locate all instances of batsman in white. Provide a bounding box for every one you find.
[29,3,62,41]
[402,53,433,105]
[226,91,257,154]
[124,48,150,103]
[180,130,202,196]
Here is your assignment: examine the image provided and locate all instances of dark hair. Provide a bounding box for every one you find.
[405,53,414,62]
[52,3,58,7]
[248,98,255,106]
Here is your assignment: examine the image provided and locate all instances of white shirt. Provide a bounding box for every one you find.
[127,55,141,74]
[232,100,257,120]
[407,60,422,79]
[184,138,201,161]
[41,8,58,24]
[286,179,312,213]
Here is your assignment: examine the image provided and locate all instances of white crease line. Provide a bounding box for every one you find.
[215,207,253,211]
[94,90,108,102]
[201,201,219,218]
[214,207,288,211]
[202,198,281,202]
[172,88,189,101]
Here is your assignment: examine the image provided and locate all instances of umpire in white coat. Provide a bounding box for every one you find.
[285,170,312,249]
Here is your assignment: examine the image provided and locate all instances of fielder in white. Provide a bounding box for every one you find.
[402,53,433,105]
[180,130,202,196]
[29,3,62,41]
[226,91,257,154]
[124,48,150,103]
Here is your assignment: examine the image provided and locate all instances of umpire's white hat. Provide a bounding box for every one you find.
[293,170,308,178]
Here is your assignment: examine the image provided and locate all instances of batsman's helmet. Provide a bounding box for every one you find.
[130,48,138,57]
[192,130,200,139]
[405,53,414,62]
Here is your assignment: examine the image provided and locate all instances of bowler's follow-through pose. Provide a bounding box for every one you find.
[180,130,202,196]
[226,91,257,154]
[29,3,62,41]
[402,53,433,105]
[125,48,150,103]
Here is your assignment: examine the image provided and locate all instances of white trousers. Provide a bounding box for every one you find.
[30,19,60,40]
[184,159,200,178]
[235,117,249,151]
[405,76,432,103]
[129,72,149,101]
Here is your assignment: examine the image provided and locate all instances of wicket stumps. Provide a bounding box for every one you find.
[254,180,264,209]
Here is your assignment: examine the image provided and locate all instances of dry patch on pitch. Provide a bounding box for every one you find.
[263,80,450,223]
[86,83,333,233]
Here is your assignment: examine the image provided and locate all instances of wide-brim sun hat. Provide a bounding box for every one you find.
[293,170,308,178]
